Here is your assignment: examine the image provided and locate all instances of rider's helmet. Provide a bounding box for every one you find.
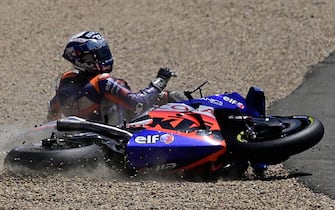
[62,31,114,73]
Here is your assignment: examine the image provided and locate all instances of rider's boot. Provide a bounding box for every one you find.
[251,162,268,177]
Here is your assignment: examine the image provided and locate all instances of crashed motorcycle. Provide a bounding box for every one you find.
[4,82,324,178]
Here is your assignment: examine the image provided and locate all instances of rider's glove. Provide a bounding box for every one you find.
[155,90,188,105]
[151,67,175,92]
[157,67,175,81]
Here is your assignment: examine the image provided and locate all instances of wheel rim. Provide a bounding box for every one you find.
[237,117,310,143]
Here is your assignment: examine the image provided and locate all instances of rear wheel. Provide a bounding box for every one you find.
[4,132,105,173]
[227,116,324,163]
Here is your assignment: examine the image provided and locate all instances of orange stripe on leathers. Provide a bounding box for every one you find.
[90,74,133,111]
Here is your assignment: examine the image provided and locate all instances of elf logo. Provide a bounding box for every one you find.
[135,134,174,144]
[223,96,245,109]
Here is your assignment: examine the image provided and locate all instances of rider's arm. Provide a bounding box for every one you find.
[98,76,159,113]
[47,96,62,121]
[46,70,76,121]
[98,68,174,114]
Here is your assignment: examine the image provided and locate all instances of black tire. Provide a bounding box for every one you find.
[228,116,324,163]
[4,142,105,172]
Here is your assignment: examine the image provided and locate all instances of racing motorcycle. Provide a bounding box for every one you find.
[4,81,324,179]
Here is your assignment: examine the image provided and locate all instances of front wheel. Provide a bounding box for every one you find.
[227,116,324,163]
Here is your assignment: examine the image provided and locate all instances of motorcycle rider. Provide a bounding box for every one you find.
[47,31,182,125]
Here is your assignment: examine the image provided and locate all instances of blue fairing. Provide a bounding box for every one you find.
[182,92,247,112]
[245,86,266,117]
[180,88,265,117]
[126,129,224,172]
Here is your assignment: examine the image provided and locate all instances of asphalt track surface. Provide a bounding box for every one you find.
[270,52,335,199]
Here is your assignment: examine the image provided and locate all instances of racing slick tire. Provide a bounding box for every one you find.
[4,142,105,173]
[228,116,324,163]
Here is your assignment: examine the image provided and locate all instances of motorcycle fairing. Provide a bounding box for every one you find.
[182,92,247,112]
[181,88,266,117]
[126,105,227,172]
[126,129,226,173]
[245,86,266,117]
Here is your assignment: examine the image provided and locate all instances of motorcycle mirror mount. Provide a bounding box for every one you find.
[184,80,209,100]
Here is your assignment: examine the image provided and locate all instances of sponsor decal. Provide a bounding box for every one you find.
[160,133,174,144]
[138,163,177,173]
[203,97,223,106]
[154,163,177,171]
[223,96,245,109]
[134,134,175,144]
[158,103,192,112]
[105,79,120,94]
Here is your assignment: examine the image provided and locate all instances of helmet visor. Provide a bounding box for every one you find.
[94,45,112,63]
[81,45,112,64]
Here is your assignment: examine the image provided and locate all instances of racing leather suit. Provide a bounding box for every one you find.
[47,70,168,124]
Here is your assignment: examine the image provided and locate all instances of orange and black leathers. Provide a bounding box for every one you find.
[47,70,165,122]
